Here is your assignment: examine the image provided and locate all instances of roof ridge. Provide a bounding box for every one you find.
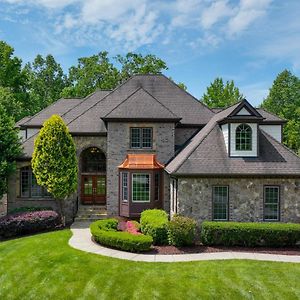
[22,98,71,126]
[260,129,300,160]
[102,87,144,118]
[65,76,135,127]
[257,107,287,122]
[159,74,215,114]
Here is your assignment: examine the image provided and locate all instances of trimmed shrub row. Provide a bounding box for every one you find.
[140,209,169,245]
[9,206,53,214]
[0,210,61,238]
[201,221,300,247]
[90,219,153,252]
[168,215,197,247]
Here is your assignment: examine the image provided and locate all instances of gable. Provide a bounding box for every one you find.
[236,107,251,116]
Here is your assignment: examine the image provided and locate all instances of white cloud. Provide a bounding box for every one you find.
[226,0,272,36]
[201,0,234,29]
[1,0,77,9]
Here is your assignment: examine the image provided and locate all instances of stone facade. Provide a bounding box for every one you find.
[175,127,200,147]
[107,122,175,216]
[174,177,300,223]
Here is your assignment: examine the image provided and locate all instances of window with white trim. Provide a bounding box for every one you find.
[212,186,229,221]
[236,123,252,151]
[121,172,128,202]
[264,186,280,221]
[132,173,150,202]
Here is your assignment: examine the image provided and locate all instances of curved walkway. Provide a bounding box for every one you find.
[69,221,300,263]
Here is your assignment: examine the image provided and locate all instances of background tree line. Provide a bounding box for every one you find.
[0,39,300,199]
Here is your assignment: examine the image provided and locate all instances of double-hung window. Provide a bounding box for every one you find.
[212,186,229,221]
[264,186,280,221]
[130,128,152,149]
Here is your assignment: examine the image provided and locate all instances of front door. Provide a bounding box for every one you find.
[81,175,106,204]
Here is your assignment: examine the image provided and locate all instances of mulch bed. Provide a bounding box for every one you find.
[149,245,300,256]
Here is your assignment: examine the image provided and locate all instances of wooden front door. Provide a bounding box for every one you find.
[81,175,106,204]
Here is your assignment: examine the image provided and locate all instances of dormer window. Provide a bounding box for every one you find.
[236,124,252,151]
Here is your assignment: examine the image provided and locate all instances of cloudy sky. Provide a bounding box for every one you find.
[0,0,299,105]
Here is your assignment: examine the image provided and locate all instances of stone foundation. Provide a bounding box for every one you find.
[175,177,300,223]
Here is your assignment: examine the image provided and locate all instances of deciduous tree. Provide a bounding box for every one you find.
[202,77,243,108]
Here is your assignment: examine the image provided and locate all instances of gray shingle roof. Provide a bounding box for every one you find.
[165,99,300,176]
[168,126,300,176]
[21,98,83,127]
[103,87,180,121]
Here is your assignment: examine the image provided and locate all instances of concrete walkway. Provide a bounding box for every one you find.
[69,221,300,263]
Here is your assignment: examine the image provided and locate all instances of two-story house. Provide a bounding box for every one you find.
[8,75,300,223]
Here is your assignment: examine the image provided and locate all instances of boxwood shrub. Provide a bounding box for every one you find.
[90,219,153,252]
[140,209,169,245]
[0,210,61,238]
[201,221,300,247]
[168,215,197,247]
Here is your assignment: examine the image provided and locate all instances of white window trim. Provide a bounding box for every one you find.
[131,173,151,203]
[121,172,128,202]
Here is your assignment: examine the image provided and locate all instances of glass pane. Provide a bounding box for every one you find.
[130,128,141,148]
[122,173,128,201]
[82,147,106,173]
[132,174,150,202]
[96,177,106,195]
[154,173,160,201]
[213,186,228,220]
[21,169,30,197]
[31,174,43,198]
[84,177,93,195]
[264,187,279,220]
[236,124,252,151]
[142,128,152,148]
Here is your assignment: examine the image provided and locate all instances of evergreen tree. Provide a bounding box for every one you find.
[31,115,78,224]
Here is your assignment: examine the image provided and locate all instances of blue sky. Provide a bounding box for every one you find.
[0,0,299,106]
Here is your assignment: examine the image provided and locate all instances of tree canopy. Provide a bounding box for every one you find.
[0,104,22,199]
[261,70,300,154]
[31,115,78,201]
[202,77,244,108]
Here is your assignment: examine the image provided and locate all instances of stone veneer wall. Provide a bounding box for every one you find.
[176,177,300,223]
[107,122,175,216]
[175,127,200,147]
[7,135,107,223]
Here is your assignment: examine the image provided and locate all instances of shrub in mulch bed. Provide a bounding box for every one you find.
[140,209,169,245]
[167,215,197,247]
[8,206,53,214]
[90,219,153,252]
[0,210,62,238]
[201,221,300,247]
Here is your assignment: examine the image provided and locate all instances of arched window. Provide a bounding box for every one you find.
[81,147,106,173]
[236,124,252,151]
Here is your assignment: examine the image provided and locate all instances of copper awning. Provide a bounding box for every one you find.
[118,154,164,169]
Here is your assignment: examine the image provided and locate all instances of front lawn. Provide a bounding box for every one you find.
[0,230,300,299]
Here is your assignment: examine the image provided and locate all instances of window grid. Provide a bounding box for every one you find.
[236,124,252,151]
[122,173,128,202]
[154,173,160,201]
[132,173,150,202]
[130,128,153,149]
[20,167,51,198]
[264,186,280,221]
[213,186,228,221]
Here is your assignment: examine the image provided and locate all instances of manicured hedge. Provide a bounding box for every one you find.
[168,215,197,247]
[140,209,169,245]
[90,219,153,252]
[201,221,300,247]
[9,206,53,214]
[0,210,61,238]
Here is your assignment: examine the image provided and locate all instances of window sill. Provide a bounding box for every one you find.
[16,197,54,201]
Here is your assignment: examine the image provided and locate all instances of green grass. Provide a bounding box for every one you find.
[0,230,300,299]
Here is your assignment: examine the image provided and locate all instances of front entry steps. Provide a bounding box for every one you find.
[74,205,107,222]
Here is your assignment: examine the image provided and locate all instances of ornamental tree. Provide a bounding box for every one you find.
[0,104,22,199]
[31,115,78,224]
